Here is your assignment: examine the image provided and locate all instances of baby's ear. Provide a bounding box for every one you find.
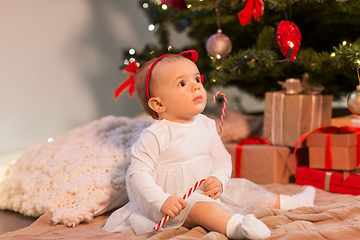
[148,97,165,114]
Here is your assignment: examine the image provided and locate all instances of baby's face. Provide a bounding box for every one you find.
[153,58,207,123]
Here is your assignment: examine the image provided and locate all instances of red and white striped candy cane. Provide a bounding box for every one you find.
[212,91,228,135]
[154,179,205,232]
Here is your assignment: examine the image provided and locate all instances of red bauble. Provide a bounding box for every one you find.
[162,0,187,11]
[276,20,302,61]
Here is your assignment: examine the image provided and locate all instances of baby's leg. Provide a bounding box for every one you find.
[184,202,271,239]
[278,186,316,210]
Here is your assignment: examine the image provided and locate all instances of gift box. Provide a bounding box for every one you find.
[263,91,332,147]
[307,128,360,171]
[225,142,295,184]
[295,166,360,195]
[331,114,357,127]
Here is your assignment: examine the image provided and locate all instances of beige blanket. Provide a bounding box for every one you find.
[2,183,360,240]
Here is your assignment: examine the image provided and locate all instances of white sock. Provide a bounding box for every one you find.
[226,214,271,239]
[280,186,316,210]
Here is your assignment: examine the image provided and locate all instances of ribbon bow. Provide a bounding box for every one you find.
[180,50,204,84]
[114,61,138,99]
[238,0,264,26]
[238,136,271,146]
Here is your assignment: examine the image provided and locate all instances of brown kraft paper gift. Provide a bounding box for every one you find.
[225,143,295,184]
[263,91,332,148]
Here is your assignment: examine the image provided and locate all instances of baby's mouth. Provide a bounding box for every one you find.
[193,95,203,102]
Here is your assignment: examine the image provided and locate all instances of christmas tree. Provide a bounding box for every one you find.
[125,0,360,100]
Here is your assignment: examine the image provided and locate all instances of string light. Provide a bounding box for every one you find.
[48,138,54,143]
[129,58,135,62]
[162,4,168,10]
[129,48,135,55]
[142,3,149,8]
[187,4,192,8]
[167,46,172,51]
[148,24,155,31]
[343,41,347,46]
[331,52,336,57]
[155,0,161,5]
[124,59,129,65]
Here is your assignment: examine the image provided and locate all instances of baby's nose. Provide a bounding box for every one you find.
[193,83,201,91]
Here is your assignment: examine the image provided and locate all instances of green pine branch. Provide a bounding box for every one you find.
[133,0,360,98]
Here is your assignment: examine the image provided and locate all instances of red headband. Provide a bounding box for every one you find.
[145,50,204,118]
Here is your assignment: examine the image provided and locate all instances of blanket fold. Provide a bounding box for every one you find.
[2,184,360,240]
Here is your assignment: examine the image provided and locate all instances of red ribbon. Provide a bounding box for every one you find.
[238,0,264,26]
[235,136,270,178]
[114,61,139,99]
[293,126,360,169]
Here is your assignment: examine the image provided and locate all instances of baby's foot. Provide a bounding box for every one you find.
[280,186,316,210]
[226,214,271,239]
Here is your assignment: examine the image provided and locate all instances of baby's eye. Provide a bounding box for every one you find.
[178,81,186,87]
[195,77,201,83]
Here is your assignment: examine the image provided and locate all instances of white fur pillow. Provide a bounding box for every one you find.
[0,116,150,227]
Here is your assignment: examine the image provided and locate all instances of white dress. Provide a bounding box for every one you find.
[101,114,278,235]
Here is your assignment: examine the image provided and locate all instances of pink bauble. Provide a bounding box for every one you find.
[206,29,232,59]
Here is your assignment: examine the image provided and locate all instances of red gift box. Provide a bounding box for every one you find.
[295,166,360,195]
[294,126,360,171]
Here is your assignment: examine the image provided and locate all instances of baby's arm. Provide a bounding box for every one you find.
[208,119,232,192]
[128,130,172,213]
[129,127,187,216]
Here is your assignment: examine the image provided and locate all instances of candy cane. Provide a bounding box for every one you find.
[212,91,228,135]
[154,179,205,232]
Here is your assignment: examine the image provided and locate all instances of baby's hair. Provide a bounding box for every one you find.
[135,54,188,119]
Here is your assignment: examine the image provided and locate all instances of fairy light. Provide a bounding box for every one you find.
[142,3,149,8]
[187,4,192,8]
[162,4,168,10]
[167,45,172,51]
[148,24,155,31]
[216,54,221,59]
[48,138,54,143]
[129,58,135,62]
[124,59,129,65]
[343,41,347,46]
[155,0,161,5]
[129,48,135,55]
[287,41,294,59]
[331,52,336,57]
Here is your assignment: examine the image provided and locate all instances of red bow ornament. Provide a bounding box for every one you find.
[114,61,138,99]
[238,0,264,26]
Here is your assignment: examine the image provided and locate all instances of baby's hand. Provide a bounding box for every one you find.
[161,195,186,218]
[203,176,223,200]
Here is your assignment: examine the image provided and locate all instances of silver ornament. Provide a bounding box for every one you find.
[347,87,360,115]
[205,29,232,59]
